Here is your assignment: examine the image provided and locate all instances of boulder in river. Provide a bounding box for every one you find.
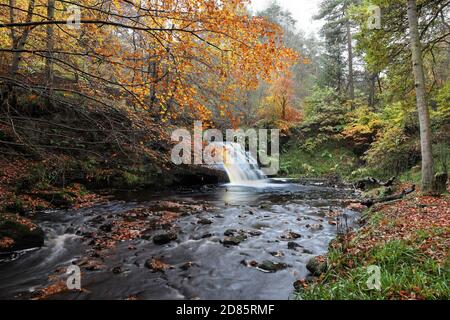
[112,266,124,274]
[306,223,324,231]
[224,229,237,236]
[257,260,288,273]
[153,231,177,245]
[222,235,247,246]
[306,255,327,276]
[281,231,302,240]
[287,241,302,250]
[197,218,213,225]
[269,251,284,257]
[145,258,172,272]
[0,214,44,253]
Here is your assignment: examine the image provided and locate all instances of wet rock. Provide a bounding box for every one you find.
[306,223,323,231]
[269,251,284,257]
[287,242,302,250]
[306,255,327,276]
[83,259,105,271]
[197,218,213,225]
[247,230,262,237]
[140,229,153,240]
[112,266,123,274]
[222,235,246,246]
[150,200,184,213]
[258,260,288,273]
[224,229,237,236]
[0,214,44,252]
[180,262,198,271]
[153,232,177,245]
[293,279,309,291]
[241,260,258,267]
[65,226,75,234]
[145,258,171,272]
[193,232,213,240]
[99,223,113,232]
[281,231,301,240]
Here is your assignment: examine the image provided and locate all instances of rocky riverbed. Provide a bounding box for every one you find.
[0,181,360,300]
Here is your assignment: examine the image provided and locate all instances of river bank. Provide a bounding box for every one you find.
[295,189,449,300]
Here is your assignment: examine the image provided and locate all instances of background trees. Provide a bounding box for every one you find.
[0,0,296,157]
[0,0,448,193]
[283,0,449,192]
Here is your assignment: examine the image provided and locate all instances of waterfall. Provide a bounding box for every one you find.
[211,142,267,185]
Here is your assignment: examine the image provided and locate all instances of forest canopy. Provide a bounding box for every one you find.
[0,0,297,159]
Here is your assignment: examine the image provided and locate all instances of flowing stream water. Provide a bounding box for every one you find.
[0,145,359,300]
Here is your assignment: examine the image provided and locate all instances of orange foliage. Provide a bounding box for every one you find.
[259,72,302,125]
[0,0,298,126]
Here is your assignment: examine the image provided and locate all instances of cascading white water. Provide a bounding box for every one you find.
[211,142,267,185]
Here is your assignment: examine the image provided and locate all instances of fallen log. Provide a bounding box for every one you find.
[361,185,415,207]
[355,176,396,190]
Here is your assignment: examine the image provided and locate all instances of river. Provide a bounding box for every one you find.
[0,180,359,300]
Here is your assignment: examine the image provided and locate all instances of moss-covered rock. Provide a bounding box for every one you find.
[35,190,75,208]
[306,255,327,276]
[0,214,44,252]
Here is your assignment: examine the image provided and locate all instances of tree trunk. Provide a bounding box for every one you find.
[45,0,55,106]
[4,0,36,110]
[281,96,286,120]
[407,0,435,194]
[368,73,377,109]
[346,17,354,104]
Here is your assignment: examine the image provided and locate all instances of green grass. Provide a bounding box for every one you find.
[296,240,449,300]
[280,145,358,178]
[399,167,422,185]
